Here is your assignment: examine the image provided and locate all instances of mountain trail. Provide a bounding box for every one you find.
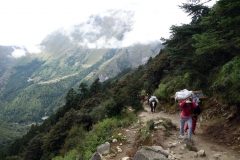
[106,102,240,160]
[38,73,78,84]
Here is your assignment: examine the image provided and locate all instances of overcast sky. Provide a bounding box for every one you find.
[0,0,217,52]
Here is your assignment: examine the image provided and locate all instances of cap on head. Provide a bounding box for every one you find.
[186,100,192,104]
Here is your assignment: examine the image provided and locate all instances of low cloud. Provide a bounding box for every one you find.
[25,44,42,54]
[11,47,26,58]
[82,36,122,49]
[62,10,141,49]
[10,45,41,58]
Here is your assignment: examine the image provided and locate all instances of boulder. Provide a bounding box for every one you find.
[89,152,105,160]
[97,142,110,154]
[133,146,168,160]
[150,146,169,157]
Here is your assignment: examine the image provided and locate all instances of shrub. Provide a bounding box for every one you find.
[147,120,155,131]
[154,75,189,102]
[90,104,107,123]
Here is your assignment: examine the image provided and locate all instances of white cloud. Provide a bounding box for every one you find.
[25,45,42,53]
[11,47,26,58]
[82,36,121,49]
[0,0,217,49]
[9,45,41,58]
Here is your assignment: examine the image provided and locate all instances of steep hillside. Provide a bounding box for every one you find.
[0,120,28,152]
[0,10,163,124]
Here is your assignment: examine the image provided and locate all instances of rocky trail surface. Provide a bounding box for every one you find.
[93,102,240,160]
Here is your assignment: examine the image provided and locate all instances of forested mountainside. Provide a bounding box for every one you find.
[0,10,162,125]
[0,120,29,153]
[1,0,240,159]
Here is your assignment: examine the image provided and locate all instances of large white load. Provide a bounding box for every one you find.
[149,96,159,103]
[175,89,195,100]
[171,89,207,103]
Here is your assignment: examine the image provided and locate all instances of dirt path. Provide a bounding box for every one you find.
[109,103,240,160]
[141,104,240,160]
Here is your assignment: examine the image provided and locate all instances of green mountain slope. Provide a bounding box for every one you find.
[0,10,163,124]
[0,119,29,152]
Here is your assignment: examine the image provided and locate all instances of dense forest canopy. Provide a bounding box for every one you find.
[1,0,240,159]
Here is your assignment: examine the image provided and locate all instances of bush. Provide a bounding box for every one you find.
[74,114,137,159]
[90,104,107,123]
[104,98,125,117]
[60,125,85,156]
[53,149,79,160]
[147,120,154,131]
[154,75,189,102]
[210,56,240,105]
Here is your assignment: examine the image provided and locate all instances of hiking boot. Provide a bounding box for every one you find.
[178,135,185,140]
[179,137,194,145]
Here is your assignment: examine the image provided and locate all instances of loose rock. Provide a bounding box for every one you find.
[197,149,206,157]
[112,139,117,143]
[213,153,221,160]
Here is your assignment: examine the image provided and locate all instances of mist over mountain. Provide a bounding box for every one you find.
[0,10,163,126]
[48,10,135,49]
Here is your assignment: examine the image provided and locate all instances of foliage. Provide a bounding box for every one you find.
[89,103,107,123]
[53,149,79,160]
[210,56,240,104]
[4,156,22,160]
[71,113,137,159]
[143,51,169,94]
[193,0,240,57]
[41,109,81,159]
[179,2,211,24]
[59,125,86,156]
[136,121,153,147]
[23,133,44,160]
[154,75,190,102]
[0,120,29,152]
[147,120,155,131]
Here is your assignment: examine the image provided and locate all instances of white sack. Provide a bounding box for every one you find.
[149,96,159,103]
[175,89,193,99]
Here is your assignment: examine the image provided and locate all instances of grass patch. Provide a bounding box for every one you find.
[186,143,197,151]
[135,120,155,147]
[147,120,154,131]
[55,112,137,160]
